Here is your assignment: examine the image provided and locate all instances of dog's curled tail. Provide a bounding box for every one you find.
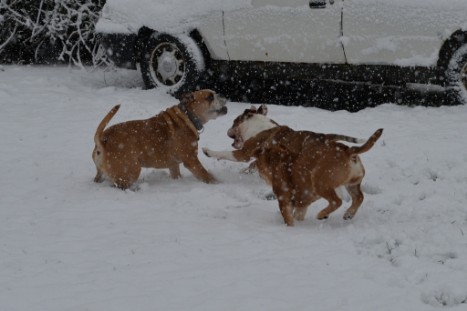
[349,129,383,155]
[94,105,120,147]
[326,134,366,144]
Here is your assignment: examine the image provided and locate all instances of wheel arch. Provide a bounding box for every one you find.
[437,29,467,73]
[135,26,156,64]
[188,29,212,68]
[134,27,211,66]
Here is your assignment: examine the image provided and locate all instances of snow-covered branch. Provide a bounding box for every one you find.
[0,0,109,68]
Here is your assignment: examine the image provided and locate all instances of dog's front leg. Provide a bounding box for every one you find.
[183,157,217,184]
[272,183,294,226]
[202,148,252,162]
[293,206,309,221]
[241,161,258,174]
[202,148,236,161]
[277,197,294,226]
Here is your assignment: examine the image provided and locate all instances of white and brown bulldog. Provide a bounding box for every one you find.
[203,105,382,226]
[92,89,227,189]
[205,104,365,173]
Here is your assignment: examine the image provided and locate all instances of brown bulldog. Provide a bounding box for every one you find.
[92,89,227,189]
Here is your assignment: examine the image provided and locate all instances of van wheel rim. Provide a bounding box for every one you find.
[150,42,185,86]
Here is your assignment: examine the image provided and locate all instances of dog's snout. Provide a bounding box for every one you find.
[219,106,228,115]
[227,128,235,138]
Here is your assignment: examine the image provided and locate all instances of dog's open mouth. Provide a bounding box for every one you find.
[227,127,243,149]
[210,106,228,116]
[218,106,228,115]
[232,136,244,149]
[216,96,228,115]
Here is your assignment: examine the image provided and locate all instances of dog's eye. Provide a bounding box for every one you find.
[206,93,214,102]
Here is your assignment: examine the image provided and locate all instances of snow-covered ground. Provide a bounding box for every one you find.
[1,65,467,311]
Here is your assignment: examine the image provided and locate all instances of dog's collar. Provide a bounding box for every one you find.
[178,103,204,132]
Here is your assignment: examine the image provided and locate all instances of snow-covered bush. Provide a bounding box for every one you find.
[0,0,109,67]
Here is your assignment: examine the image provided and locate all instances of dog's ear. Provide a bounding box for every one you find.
[206,92,215,102]
[177,92,195,104]
[244,106,256,115]
[257,104,268,116]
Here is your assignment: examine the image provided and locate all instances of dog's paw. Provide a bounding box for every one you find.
[202,147,212,157]
[316,213,329,220]
[343,211,355,220]
[206,177,220,184]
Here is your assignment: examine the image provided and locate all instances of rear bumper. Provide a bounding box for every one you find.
[98,33,138,69]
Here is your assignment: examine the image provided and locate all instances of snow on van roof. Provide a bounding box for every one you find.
[96,0,252,34]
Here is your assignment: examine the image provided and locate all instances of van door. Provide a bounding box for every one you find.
[224,0,346,64]
[341,0,466,66]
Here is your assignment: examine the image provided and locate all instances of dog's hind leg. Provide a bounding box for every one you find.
[94,170,105,183]
[343,183,364,220]
[169,164,182,179]
[316,189,342,220]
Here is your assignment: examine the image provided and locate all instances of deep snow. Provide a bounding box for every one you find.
[1,66,467,310]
